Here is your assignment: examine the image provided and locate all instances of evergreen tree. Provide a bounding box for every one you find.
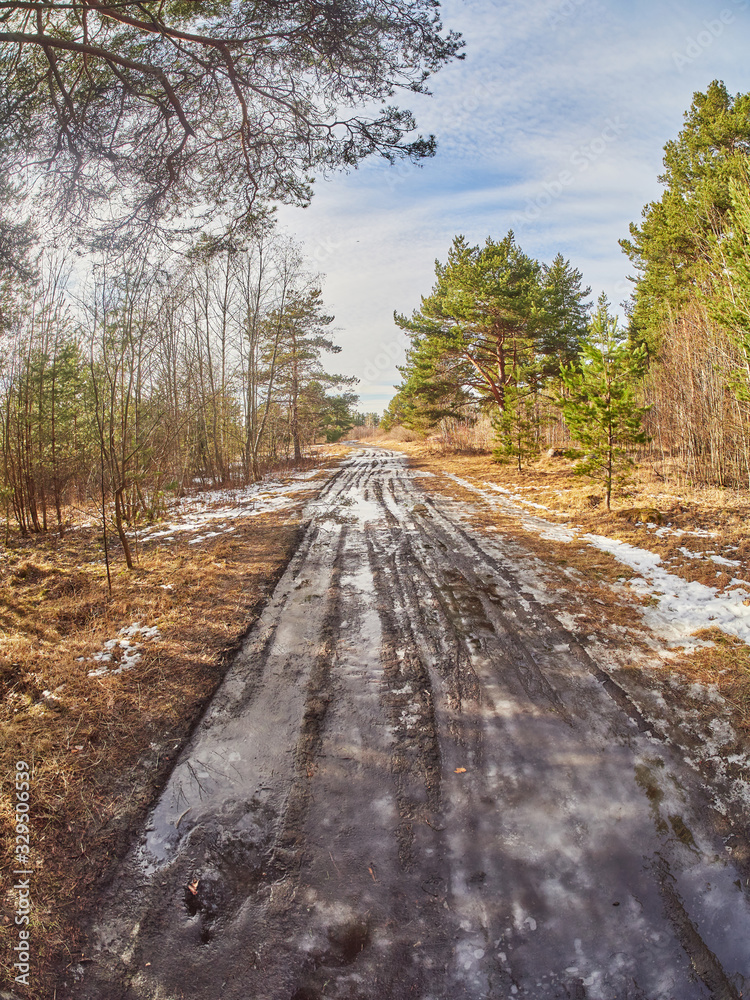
[266,288,356,460]
[389,331,476,433]
[539,254,591,375]
[0,1,462,236]
[621,81,750,351]
[392,235,590,439]
[492,386,542,471]
[709,164,750,396]
[311,389,359,443]
[559,297,650,510]
[394,233,543,413]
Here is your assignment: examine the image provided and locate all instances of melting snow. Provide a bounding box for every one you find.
[87,623,161,677]
[710,554,741,567]
[484,482,551,511]
[446,475,576,543]
[675,546,739,568]
[141,470,323,545]
[653,524,717,539]
[445,473,750,648]
[583,534,750,646]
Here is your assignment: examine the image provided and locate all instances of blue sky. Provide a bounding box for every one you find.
[276,0,750,414]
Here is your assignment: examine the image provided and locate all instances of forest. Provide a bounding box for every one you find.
[2,79,750,545]
[0,0,464,545]
[386,81,750,500]
[0,231,359,548]
[3,6,750,997]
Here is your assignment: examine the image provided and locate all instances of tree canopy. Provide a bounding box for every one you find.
[392,233,590,424]
[0,0,462,235]
[620,80,750,350]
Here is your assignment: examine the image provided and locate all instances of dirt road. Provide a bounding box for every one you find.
[73,447,750,1000]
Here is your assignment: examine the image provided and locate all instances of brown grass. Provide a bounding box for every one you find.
[0,457,342,998]
[367,434,750,753]
[667,628,750,740]
[372,436,750,593]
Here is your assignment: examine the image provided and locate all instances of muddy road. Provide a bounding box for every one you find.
[74,447,750,1000]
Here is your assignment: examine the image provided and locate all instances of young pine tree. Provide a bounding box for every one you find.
[492,384,543,471]
[559,297,650,510]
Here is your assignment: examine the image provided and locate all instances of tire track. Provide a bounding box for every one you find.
[73,446,750,1000]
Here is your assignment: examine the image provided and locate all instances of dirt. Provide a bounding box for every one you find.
[0,464,333,997]
[47,447,750,999]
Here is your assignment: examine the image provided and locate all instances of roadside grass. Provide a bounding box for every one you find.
[369,434,750,750]
[0,458,340,999]
[374,437,750,592]
[668,628,750,742]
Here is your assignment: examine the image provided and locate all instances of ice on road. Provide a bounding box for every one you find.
[75,448,750,1000]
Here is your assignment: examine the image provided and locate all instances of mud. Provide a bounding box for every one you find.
[68,448,750,1000]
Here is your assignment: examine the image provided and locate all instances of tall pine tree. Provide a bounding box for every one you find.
[621,80,750,351]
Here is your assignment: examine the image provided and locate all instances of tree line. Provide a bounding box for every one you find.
[0,232,357,546]
[387,80,750,501]
[0,1,466,554]
[622,79,750,489]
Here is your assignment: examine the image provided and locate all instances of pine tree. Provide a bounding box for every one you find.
[620,81,750,352]
[391,235,592,440]
[394,233,543,413]
[389,332,475,433]
[709,163,750,397]
[491,385,542,471]
[266,288,355,460]
[559,297,650,510]
[539,254,591,376]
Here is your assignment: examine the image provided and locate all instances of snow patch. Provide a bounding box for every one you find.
[446,474,576,542]
[141,469,323,546]
[583,534,750,647]
[446,471,750,650]
[87,623,161,677]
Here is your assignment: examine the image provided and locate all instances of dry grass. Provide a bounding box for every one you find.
[0,457,343,998]
[371,435,750,592]
[667,628,750,741]
[364,433,750,754]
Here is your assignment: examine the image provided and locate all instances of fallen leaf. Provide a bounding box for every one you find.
[187,879,199,896]
[368,866,376,883]
[454,767,467,773]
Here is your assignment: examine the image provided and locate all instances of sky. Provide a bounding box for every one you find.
[273,0,750,415]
